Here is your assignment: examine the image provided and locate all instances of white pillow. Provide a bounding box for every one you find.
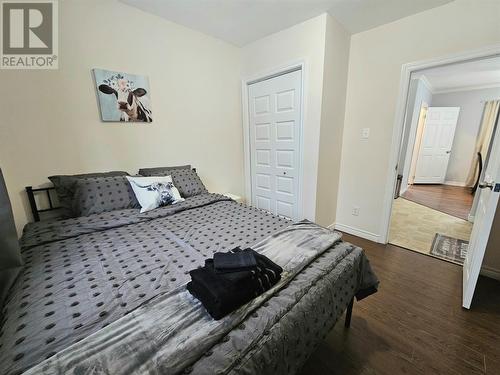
[126,175,184,213]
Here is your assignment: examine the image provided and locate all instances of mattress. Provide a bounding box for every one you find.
[0,193,378,374]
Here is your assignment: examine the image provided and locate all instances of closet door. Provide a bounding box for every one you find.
[248,69,302,220]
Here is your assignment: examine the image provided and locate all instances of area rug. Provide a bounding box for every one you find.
[430,233,469,264]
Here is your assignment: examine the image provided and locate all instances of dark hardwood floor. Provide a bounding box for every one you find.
[299,233,500,375]
[401,184,474,221]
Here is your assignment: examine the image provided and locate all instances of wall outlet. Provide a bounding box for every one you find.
[352,206,360,216]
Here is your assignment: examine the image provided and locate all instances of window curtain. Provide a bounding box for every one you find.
[466,100,500,187]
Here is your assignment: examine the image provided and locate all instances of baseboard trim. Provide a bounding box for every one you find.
[444,180,468,187]
[327,222,336,230]
[334,223,381,243]
[480,266,500,281]
[334,223,498,279]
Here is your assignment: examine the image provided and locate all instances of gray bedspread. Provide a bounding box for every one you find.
[0,193,378,375]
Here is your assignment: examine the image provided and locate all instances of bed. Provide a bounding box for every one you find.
[0,170,378,375]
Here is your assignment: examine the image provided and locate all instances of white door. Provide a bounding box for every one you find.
[414,107,460,183]
[248,69,302,220]
[463,121,500,309]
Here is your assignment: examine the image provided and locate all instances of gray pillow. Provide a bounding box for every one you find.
[0,168,23,308]
[49,171,129,217]
[147,169,207,198]
[171,168,207,197]
[72,176,139,217]
[138,165,191,177]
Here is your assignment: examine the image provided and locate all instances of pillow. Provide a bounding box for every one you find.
[168,168,208,197]
[126,175,184,213]
[0,168,23,308]
[138,164,191,177]
[49,171,129,217]
[72,175,139,217]
[141,168,207,198]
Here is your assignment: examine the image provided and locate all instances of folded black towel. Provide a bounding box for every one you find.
[213,248,257,272]
[187,249,282,320]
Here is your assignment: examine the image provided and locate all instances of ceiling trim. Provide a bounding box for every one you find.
[432,82,500,95]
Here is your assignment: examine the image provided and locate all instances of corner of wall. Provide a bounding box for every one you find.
[314,14,351,226]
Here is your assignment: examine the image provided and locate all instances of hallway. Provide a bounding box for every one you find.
[389,197,472,262]
[401,184,474,221]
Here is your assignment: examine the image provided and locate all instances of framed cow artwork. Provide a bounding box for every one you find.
[93,68,153,123]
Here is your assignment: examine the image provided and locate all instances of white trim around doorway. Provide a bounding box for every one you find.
[380,44,500,244]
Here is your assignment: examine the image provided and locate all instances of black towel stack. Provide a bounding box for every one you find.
[187,248,282,320]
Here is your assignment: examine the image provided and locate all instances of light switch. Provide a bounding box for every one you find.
[361,128,370,139]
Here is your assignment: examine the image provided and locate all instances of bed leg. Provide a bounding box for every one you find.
[344,297,354,328]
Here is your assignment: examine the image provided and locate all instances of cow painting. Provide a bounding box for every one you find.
[94,69,153,123]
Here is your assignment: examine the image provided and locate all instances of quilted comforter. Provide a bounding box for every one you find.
[0,193,378,375]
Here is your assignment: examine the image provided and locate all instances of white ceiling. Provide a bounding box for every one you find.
[327,0,453,34]
[119,0,454,47]
[415,57,500,93]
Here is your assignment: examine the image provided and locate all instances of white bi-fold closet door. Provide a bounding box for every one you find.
[248,69,302,220]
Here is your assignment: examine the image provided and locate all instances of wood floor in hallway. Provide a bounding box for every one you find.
[401,184,474,221]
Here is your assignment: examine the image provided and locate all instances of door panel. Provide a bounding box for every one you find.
[414,107,460,183]
[276,121,294,140]
[248,70,301,220]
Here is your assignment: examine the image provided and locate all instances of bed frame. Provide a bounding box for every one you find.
[25,186,61,222]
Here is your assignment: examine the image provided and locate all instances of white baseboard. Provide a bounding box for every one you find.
[334,224,499,280]
[468,213,475,223]
[333,223,499,279]
[480,266,500,281]
[334,223,381,243]
[444,180,468,187]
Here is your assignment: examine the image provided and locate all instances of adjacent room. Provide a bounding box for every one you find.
[389,57,500,265]
[1,1,499,375]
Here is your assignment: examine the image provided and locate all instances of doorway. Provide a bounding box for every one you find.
[244,66,304,221]
[387,55,500,269]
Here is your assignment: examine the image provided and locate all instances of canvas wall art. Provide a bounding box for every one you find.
[93,68,153,123]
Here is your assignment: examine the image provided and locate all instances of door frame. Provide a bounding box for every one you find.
[241,60,306,220]
[406,103,429,187]
[380,44,500,244]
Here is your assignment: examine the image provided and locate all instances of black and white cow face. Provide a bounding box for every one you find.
[145,182,175,207]
[98,79,152,122]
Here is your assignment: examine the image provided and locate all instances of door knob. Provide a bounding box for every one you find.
[446,150,451,154]
[479,181,494,190]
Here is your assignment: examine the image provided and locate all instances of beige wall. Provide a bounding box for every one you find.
[241,14,328,221]
[336,0,500,241]
[0,0,243,233]
[315,14,350,227]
